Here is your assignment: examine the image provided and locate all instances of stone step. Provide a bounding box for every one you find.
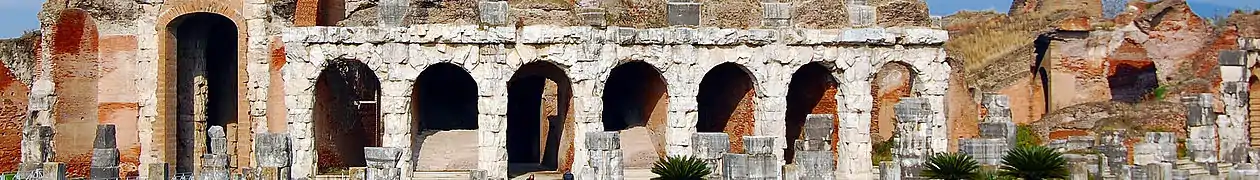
[413,171,478,180]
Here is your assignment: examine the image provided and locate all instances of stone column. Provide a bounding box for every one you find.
[790,114,835,180]
[255,133,291,180]
[1097,130,1128,176]
[200,126,230,180]
[90,125,120,179]
[878,161,899,180]
[893,98,931,179]
[722,154,750,180]
[1134,132,1176,165]
[979,93,1017,147]
[1221,80,1250,163]
[1144,162,1173,180]
[691,132,729,178]
[19,125,54,179]
[958,138,1006,166]
[744,136,781,180]
[585,131,623,180]
[364,147,404,180]
[1184,94,1220,166]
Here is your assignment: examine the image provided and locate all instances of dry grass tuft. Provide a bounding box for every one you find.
[945,10,1084,72]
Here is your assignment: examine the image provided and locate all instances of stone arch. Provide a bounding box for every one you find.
[295,0,345,26]
[784,62,840,164]
[1106,60,1158,103]
[869,61,916,158]
[697,62,757,153]
[411,63,480,171]
[313,59,382,173]
[505,61,576,176]
[156,3,248,170]
[601,60,668,168]
[49,8,100,177]
[162,12,245,173]
[1250,75,1260,147]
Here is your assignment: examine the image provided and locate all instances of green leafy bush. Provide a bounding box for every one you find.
[1000,146,1069,180]
[871,137,895,165]
[650,155,711,180]
[922,152,981,180]
[1015,125,1042,147]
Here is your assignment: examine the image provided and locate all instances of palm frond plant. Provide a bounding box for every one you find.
[650,155,711,180]
[922,152,981,180]
[1000,145,1069,180]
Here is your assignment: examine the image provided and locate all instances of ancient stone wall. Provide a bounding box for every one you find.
[280,25,950,179]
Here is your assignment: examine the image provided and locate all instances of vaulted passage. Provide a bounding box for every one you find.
[506,62,575,177]
[169,12,239,174]
[697,63,757,153]
[784,63,838,164]
[1107,60,1158,103]
[411,63,479,171]
[871,62,914,162]
[313,60,381,173]
[602,61,668,168]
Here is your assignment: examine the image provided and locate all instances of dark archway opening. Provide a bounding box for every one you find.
[697,63,757,153]
[316,0,345,26]
[784,63,839,164]
[506,62,575,177]
[170,12,238,174]
[1107,60,1158,103]
[411,63,479,171]
[602,61,668,168]
[313,60,382,174]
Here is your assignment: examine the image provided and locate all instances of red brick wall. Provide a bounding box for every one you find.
[784,63,838,163]
[49,9,100,178]
[697,64,756,153]
[871,63,913,141]
[0,54,29,173]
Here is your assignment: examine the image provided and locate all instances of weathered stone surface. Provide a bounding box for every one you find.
[1070,162,1089,180]
[255,133,291,167]
[364,147,405,169]
[742,136,775,155]
[479,1,510,26]
[93,124,116,149]
[959,138,1006,166]
[792,151,834,180]
[1144,162,1173,180]
[90,148,119,167]
[722,154,750,179]
[803,114,834,140]
[878,161,900,180]
[1098,130,1129,175]
[377,0,410,27]
[691,132,729,178]
[667,2,701,26]
[578,8,607,27]
[847,5,875,27]
[1221,50,1247,66]
[586,131,620,150]
[894,98,932,179]
[89,166,120,179]
[144,163,169,180]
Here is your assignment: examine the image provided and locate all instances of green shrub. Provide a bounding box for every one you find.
[650,155,711,180]
[871,137,896,165]
[1000,146,1069,180]
[1015,125,1042,147]
[922,152,981,180]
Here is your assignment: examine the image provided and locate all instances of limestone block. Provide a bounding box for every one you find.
[794,139,828,152]
[667,2,701,26]
[39,162,66,180]
[364,147,404,169]
[586,131,621,150]
[847,5,876,27]
[803,114,834,141]
[1069,162,1089,180]
[90,166,119,179]
[377,0,409,27]
[259,167,288,180]
[792,151,834,180]
[1143,163,1172,180]
[1221,50,1247,66]
[897,28,949,45]
[144,163,169,180]
[93,124,117,149]
[691,132,730,158]
[762,3,791,28]
[579,8,607,27]
[1144,132,1177,163]
[1098,130,1129,174]
[878,161,899,180]
[1183,94,1216,126]
[978,121,1016,147]
[748,154,781,179]
[90,149,119,167]
[742,136,776,155]
[959,138,1006,166]
[365,168,401,180]
[254,133,290,168]
[202,154,231,167]
[722,154,750,179]
[1172,169,1190,180]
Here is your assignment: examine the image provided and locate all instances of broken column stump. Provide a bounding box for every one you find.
[743,136,780,180]
[90,124,120,180]
[789,114,835,180]
[894,98,932,179]
[1184,94,1220,174]
[979,93,1017,147]
[691,132,729,178]
[201,126,231,180]
[585,131,624,180]
[959,138,1006,166]
[255,133,291,180]
[364,147,404,180]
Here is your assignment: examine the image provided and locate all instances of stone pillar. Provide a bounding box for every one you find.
[761,0,791,28]
[979,93,1017,147]
[878,161,899,180]
[893,98,931,179]
[958,138,1006,166]
[90,125,120,179]
[844,0,875,27]
[255,133,291,180]
[1184,94,1220,166]
[1133,132,1177,165]
[666,0,701,26]
[790,114,835,180]
[364,147,404,180]
[200,126,230,180]
[377,0,410,26]
[40,162,67,180]
[743,136,781,180]
[585,131,623,180]
[1221,80,1250,163]
[1069,162,1089,180]
[1143,162,1172,180]
[144,163,169,180]
[691,132,729,178]
[19,125,54,179]
[1097,130,1129,176]
[478,0,509,26]
[722,154,750,180]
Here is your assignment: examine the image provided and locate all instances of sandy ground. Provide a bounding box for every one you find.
[415,130,480,170]
[620,126,661,168]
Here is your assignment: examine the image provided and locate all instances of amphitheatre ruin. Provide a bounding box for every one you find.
[2,0,1260,179]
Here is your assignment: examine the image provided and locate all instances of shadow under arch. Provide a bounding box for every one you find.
[313,59,382,174]
[165,12,242,174]
[505,61,577,177]
[784,62,840,164]
[697,62,758,153]
[601,60,668,168]
[411,62,480,171]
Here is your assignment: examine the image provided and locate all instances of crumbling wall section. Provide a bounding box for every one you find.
[0,34,35,173]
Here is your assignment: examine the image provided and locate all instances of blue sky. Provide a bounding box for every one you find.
[0,0,1258,38]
